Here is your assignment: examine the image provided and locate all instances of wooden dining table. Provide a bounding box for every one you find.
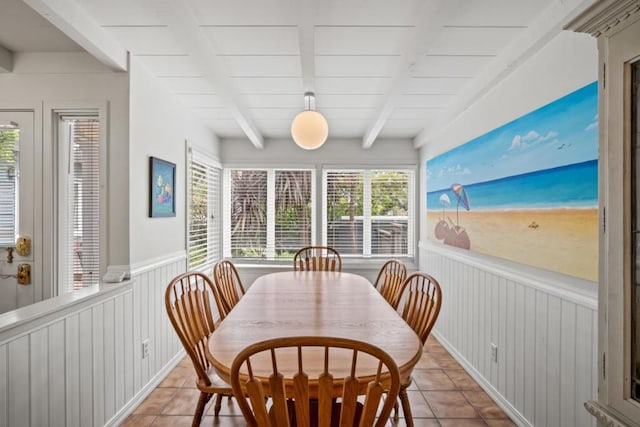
[206,270,423,392]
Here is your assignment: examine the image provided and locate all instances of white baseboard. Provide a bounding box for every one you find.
[432,329,532,427]
[105,349,186,427]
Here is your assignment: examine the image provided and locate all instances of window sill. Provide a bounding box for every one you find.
[230,257,417,271]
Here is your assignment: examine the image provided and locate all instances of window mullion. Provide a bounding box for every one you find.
[266,170,276,259]
[222,169,231,258]
[363,170,372,257]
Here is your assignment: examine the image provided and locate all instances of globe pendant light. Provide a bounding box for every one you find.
[291,92,328,150]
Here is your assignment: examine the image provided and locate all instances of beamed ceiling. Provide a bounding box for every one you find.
[0,0,594,149]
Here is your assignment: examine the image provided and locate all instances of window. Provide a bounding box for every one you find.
[323,169,414,258]
[0,123,19,247]
[57,115,100,292]
[224,168,314,260]
[188,149,221,270]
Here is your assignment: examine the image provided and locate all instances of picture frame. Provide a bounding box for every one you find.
[149,156,176,217]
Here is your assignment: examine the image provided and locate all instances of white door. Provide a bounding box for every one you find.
[0,111,36,314]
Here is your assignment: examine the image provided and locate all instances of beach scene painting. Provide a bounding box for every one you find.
[426,82,598,281]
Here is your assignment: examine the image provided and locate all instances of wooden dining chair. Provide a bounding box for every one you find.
[164,272,234,426]
[212,259,246,320]
[230,336,400,427]
[293,246,342,272]
[395,272,442,426]
[373,259,407,310]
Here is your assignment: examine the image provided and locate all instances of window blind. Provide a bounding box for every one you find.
[188,152,221,270]
[65,118,100,290]
[323,168,414,257]
[0,128,18,247]
[275,170,312,257]
[324,171,364,255]
[371,170,411,256]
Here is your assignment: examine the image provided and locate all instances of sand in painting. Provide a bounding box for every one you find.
[427,208,598,281]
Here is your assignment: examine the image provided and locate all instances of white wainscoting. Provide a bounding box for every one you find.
[420,241,597,427]
[0,252,187,427]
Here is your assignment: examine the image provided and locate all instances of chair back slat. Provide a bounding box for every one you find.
[230,336,400,427]
[339,376,360,426]
[269,372,290,427]
[213,260,246,320]
[293,246,342,272]
[293,370,311,427]
[400,273,442,344]
[318,372,334,427]
[374,260,407,310]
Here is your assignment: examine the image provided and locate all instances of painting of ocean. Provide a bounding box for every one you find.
[426,82,598,281]
[427,159,598,211]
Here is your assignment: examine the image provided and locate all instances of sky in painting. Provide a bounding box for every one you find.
[426,82,598,192]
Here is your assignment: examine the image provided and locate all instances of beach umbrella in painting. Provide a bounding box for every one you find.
[435,193,451,239]
[450,183,470,226]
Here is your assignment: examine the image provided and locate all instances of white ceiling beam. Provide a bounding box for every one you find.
[297,0,316,95]
[21,0,128,71]
[362,0,455,149]
[155,0,263,149]
[0,45,12,73]
[413,0,595,148]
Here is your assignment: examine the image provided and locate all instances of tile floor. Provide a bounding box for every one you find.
[122,336,516,426]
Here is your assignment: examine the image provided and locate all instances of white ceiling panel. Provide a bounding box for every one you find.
[81,0,165,26]
[389,108,443,120]
[325,119,369,129]
[177,94,225,108]
[395,94,453,108]
[200,26,299,55]
[315,77,390,94]
[104,27,186,55]
[426,27,525,56]
[190,107,234,120]
[250,108,300,120]
[191,0,298,26]
[446,0,553,27]
[315,0,422,26]
[157,77,216,94]
[320,94,383,109]
[411,55,494,77]
[315,56,398,77]
[401,77,470,95]
[244,94,302,108]
[136,55,202,77]
[322,108,375,120]
[315,26,414,55]
[223,55,301,77]
[232,77,303,94]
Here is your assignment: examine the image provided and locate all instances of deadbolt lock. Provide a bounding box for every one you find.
[17,264,31,285]
[16,236,31,256]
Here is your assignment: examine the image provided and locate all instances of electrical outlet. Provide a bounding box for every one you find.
[490,343,498,363]
[142,339,149,359]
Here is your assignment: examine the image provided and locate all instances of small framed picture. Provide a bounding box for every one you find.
[149,156,176,217]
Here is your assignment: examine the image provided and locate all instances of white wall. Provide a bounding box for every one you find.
[419,31,599,427]
[128,57,220,264]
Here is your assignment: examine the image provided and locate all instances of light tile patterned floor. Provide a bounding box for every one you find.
[122,336,516,426]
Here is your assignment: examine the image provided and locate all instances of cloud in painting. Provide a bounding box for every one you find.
[509,130,559,150]
[437,164,471,179]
